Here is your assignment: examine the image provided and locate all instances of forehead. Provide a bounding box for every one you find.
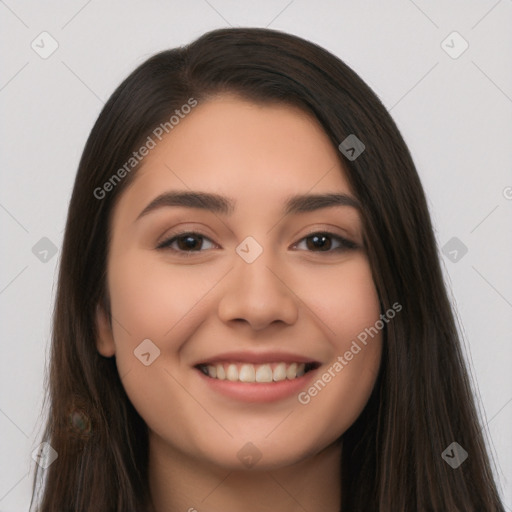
[115,95,355,221]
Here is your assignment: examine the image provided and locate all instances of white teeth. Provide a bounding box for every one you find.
[239,364,256,382]
[286,363,298,379]
[226,364,239,381]
[255,364,273,383]
[216,364,226,380]
[201,361,314,383]
[273,363,287,381]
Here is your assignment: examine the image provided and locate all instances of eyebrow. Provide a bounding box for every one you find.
[135,190,361,221]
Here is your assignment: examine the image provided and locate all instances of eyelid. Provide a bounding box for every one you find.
[290,231,359,252]
[291,225,359,246]
[156,228,217,251]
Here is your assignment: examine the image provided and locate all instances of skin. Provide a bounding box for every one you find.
[95,95,383,511]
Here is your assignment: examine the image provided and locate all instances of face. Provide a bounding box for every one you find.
[95,95,382,471]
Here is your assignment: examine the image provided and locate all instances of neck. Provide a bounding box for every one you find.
[148,434,342,512]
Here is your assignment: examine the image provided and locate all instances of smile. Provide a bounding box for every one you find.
[197,361,319,383]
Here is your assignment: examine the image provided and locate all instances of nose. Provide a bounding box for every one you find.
[217,250,299,331]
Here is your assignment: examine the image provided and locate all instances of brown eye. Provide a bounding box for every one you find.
[306,234,332,251]
[295,232,358,252]
[157,232,216,253]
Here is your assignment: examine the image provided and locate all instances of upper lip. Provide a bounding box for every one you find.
[194,351,321,366]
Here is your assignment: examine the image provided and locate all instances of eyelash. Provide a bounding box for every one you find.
[156,230,359,256]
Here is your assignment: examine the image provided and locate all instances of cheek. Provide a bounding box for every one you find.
[105,251,219,440]
[328,258,382,395]
[107,249,225,349]
[293,258,382,434]
[301,256,381,342]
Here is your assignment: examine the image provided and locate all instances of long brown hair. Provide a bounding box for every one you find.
[30,27,505,511]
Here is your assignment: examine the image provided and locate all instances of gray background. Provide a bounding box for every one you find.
[1,1,511,510]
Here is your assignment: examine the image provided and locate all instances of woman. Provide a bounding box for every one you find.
[30,27,506,511]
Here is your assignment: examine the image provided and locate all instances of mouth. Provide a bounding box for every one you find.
[195,361,321,383]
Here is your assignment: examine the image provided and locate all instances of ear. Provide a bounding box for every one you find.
[95,303,116,357]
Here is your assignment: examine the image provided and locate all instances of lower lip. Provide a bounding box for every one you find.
[195,367,319,403]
